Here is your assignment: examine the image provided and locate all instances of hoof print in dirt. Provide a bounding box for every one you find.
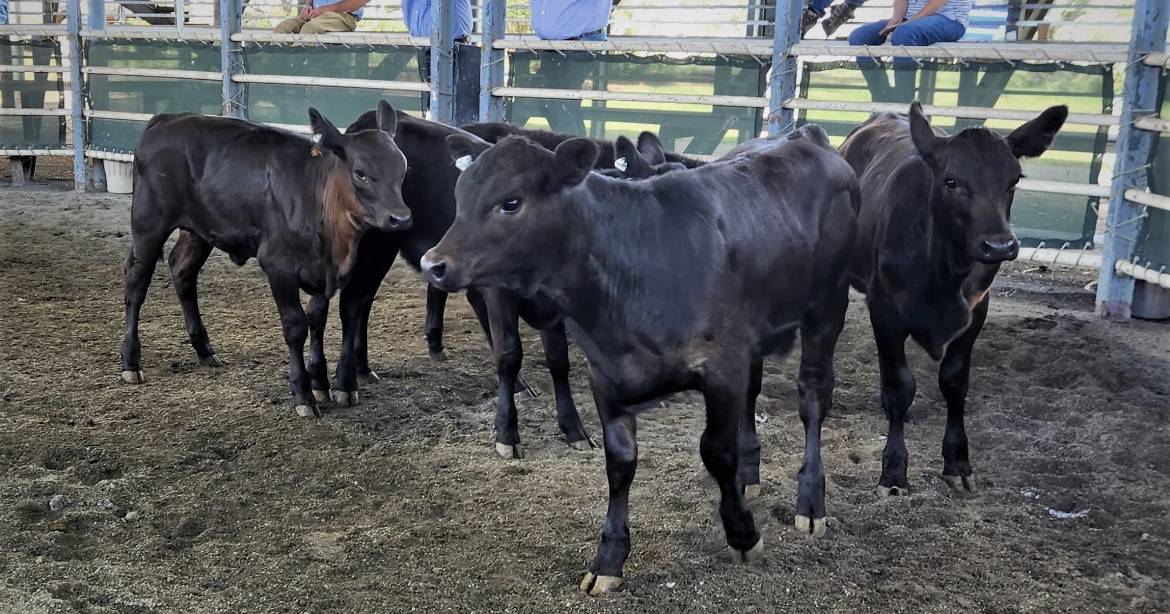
[942,473,977,494]
[876,485,909,498]
[495,443,524,459]
[579,572,623,595]
[120,370,146,385]
[735,539,765,563]
[330,390,359,406]
[294,404,321,418]
[794,514,826,538]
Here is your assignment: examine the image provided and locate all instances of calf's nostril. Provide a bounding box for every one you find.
[429,261,447,280]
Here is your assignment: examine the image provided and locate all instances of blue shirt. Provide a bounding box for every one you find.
[531,0,612,40]
[314,0,363,20]
[0,0,8,25]
[402,0,473,39]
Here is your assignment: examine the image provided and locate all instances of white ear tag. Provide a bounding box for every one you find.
[311,133,323,144]
[454,155,473,171]
[614,157,628,174]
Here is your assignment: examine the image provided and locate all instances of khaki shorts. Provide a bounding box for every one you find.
[273,11,357,34]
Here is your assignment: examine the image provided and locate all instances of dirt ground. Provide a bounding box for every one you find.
[2,169,1170,613]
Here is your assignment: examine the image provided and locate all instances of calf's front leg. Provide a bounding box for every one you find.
[580,389,638,594]
[269,278,319,418]
[937,295,988,494]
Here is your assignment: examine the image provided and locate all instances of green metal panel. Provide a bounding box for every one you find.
[0,38,67,148]
[1133,68,1170,268]
[503,51,766,157]
[797,60,1114,247]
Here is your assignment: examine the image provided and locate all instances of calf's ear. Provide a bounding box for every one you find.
[446,132,492,168]
[636,131,667,164]
[613,135,640,175]
[1007,105,1067,159]
[908,101,943,167]
[375,100,398,138]
[309,107,346,159]
[551,138,599,188]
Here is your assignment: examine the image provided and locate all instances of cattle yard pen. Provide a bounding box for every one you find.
[1,0,1168,318]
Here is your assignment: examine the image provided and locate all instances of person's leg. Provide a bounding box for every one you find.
[808,0,832,17]
[886,16,966,102]
[273,17,306,33]
[822,0,860,36]
[299,11,357,34]
[849,20,893,100]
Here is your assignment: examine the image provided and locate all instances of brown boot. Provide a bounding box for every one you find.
[821,3,856,36]
[801,8,820,36]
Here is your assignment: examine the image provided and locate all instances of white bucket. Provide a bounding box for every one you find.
[103,159,134,194]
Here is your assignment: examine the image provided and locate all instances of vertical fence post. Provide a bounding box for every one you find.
[479,0,505,122]
[1095,0,1169,318]
[85,0,104,190]
[767,0,801,135]
[430,0,455,123]
[220,0,245,119]
[67,0,85,191]
[175,0,185,33]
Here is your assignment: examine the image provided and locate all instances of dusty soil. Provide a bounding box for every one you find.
[2,181,1169,614]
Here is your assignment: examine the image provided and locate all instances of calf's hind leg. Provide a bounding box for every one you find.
[702,369,764,560]
[740,357,763,498]
[120,223,170,384]
[305,295,334,404]
[168,231,221,367]
[793,283,848,536]
[937,295,988,494]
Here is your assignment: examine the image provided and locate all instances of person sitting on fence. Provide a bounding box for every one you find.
[0,0,8,25]
[529,0,615,135]
[274,0,370,34]
[849,0,971,102]
[803,0,867,37]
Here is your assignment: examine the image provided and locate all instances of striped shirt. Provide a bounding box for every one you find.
[907,0,973,28]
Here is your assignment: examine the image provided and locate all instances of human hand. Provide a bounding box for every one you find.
[879,17,902,36]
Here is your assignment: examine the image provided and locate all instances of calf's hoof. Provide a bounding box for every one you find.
[357,371,380,385]
[120,370,146,384]
[199,354,224,368]
[294,404,321,418]
[579,572,623,594]
[794,514,827,538]
[744,484,762,500]
[942,473,976,494]
[495,443,524,460]
[567,436,597,451]
[312,389,329,403]
[734,538,765,563]
[876,485,909,498]
[330,390,359,406]
[428,348,450,362]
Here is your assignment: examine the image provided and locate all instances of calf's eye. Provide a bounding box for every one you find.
[944,177,958,190]
[500,198,522,214]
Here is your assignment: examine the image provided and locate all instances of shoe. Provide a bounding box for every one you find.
[821,3,856,37]
[801,8,820,36]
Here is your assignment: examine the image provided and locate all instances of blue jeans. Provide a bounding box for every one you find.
[849,15,966,102]
[808,0,865,18]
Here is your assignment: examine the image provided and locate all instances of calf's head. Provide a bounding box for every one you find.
[421,134,599,294]
[908,101,1067,264]
[599,132,687,179]
[310,100,411,231]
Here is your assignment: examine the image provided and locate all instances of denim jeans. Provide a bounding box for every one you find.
[808,0,865,18]
[849,15,966,102]
[539,28,607,134]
